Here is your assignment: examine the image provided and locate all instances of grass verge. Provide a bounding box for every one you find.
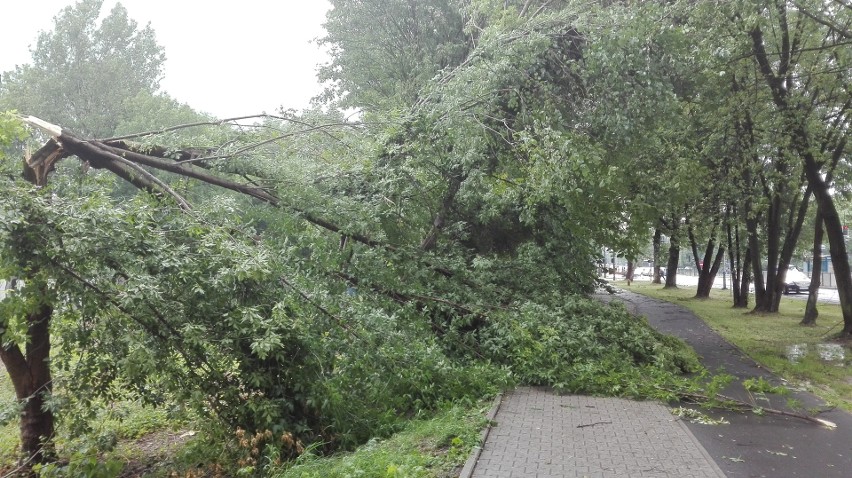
[621,281,852,412]
[271,402,491,478]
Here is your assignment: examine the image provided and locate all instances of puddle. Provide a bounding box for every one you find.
[786,343,848,366]
[786,344,809,363]
[816,343,846,362]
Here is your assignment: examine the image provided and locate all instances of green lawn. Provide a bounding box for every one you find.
[620,282,852,411]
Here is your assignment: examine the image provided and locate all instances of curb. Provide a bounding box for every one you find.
[459,392,503,478]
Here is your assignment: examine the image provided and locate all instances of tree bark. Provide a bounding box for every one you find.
[664,236,679,288]
[746,212,766,310]
[739,246,752,308]
[695,243,725,299]
[802,212,823,326]
[727,215,750,308]
[799,136,852,337]
[626,260,635,286]
[652,228,663,284]
[689,224,725,299]
[0,301,55,467]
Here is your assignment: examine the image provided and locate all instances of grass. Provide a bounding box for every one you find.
[620,281,852,411]
[271,403,491,478]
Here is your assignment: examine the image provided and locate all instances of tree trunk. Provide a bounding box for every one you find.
[739,246,752,308]
[652,229,662,284]
[802,212,823,326]
[747,213,766,310]
[800,140,852,337]
[727,217,750,308]
[689,224,725,299]
[626,260,635,286]
[664,235,679,289]
[0,302,55,468]
[695,244,725,299]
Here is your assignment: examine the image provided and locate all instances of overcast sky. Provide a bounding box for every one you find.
[1,0,332,119]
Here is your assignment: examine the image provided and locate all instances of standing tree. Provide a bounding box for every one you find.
[0,0,165,138]
[741,0,850,332]
[318,0,469,112]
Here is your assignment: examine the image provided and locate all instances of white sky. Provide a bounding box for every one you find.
[0,0,332,119]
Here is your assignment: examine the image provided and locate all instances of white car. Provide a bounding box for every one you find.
[782,268,811,294]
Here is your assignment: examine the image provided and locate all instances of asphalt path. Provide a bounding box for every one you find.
[596,288,852,478]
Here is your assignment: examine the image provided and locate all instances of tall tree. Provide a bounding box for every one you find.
[741,0,850,333]
[318,0,469,112]
[0,0,165,137]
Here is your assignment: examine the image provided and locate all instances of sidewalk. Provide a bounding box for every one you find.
[464,288,852,477]
[468,388,724,477]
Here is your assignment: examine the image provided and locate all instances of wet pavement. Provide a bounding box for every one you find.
[464,287,852,477]
[598,289,852,477]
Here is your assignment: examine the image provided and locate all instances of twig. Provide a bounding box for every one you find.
[577,421,612,428]
[676,389,837,429]
[175,122,354,164]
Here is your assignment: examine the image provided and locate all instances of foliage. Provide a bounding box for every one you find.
[0,157,710,472]
[0,172,506,468]
[671,406,730,425]
[0,112,27,148]
[477,296,702,396]
[319,0,469,111]
[0,365,18,464]
[273,404,487,478]
[13,0,851,471]
[114,91,213,136]
[34,447,123,478]
[743,377,789,397]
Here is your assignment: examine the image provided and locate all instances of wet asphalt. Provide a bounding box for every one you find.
[597,288,852,478]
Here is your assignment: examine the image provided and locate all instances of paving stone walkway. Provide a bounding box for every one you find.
[465,287,852,477]
[469,387,725,478]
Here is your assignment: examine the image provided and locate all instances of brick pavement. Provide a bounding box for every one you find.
[468,387,725,478]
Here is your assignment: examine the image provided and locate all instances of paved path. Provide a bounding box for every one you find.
[466,287,852,477]
[470,388,725,477]
[601,289,852,478]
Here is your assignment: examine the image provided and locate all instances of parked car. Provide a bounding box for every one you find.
[782,268,811,294]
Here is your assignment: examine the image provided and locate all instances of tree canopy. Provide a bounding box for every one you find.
[0,0,165,137]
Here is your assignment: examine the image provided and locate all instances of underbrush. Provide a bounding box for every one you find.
[1,295,703,476]
[0,364,17,464]
[265,403,485,478]
[161,295,704,476]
